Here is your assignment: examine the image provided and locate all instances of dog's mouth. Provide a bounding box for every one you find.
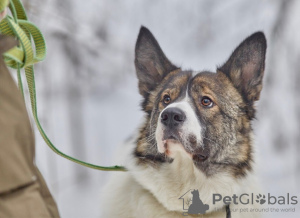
[162,131,180,143]
[160,131,209,161]
[192,147,209,162]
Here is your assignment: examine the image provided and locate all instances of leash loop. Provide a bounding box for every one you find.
[0,0,127,172]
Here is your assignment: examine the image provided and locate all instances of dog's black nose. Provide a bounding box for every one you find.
[161,108,186,127]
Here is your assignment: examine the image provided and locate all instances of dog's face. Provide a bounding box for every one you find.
[134,27,266,178]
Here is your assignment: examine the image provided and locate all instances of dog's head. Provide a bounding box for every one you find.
[134,26,266,178]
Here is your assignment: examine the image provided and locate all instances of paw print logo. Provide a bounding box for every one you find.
[256,194,266,204]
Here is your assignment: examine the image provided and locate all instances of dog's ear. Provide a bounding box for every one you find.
[135,26,178,98]
[218,32,267,106]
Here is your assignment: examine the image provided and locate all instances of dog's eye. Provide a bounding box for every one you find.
[163,94,171,104]
[201,96,213,108]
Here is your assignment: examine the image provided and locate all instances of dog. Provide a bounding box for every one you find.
[102,26,266,218]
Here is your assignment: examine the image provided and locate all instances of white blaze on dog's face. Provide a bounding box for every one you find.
[134,26,266,178]
[155,93,202,158]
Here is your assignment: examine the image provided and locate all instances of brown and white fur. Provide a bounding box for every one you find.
[102,27,267,218]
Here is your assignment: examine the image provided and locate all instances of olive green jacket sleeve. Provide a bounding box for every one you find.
[0,35,60,218]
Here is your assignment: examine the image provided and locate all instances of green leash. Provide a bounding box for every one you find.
[0,0,126,172]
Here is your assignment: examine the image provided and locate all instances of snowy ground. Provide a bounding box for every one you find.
[17,0,300,217]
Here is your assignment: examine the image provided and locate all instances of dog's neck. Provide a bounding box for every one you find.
[128,145,257,215]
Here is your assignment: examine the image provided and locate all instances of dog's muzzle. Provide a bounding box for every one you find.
[156,102,206,160]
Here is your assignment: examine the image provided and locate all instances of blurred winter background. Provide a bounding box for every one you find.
[16,0,300,217]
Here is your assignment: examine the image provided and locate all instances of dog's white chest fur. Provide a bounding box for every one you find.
[101,139,261,218]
